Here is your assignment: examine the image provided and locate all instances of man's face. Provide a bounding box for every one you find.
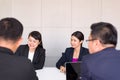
[87,35,97,54]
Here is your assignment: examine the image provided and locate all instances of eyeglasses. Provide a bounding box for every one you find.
[86,39,96,42]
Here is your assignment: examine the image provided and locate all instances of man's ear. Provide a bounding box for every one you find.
[16,37,23,47]
[13,37,23,53]
[96,39,101,46]
[94,39,101,50]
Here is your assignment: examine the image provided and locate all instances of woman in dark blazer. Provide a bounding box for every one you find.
[15,31,45,70]
[56,31,89,73]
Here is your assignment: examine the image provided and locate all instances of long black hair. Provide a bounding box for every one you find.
[71,31,84,46]
[28,31,43,48]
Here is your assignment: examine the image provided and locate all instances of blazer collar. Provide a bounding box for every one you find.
[0,47,14,55]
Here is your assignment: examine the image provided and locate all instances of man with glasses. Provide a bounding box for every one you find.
[81,22,120,80]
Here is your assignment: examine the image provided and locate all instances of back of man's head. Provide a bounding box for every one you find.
[90,22,117,47]
[0,17,23,42]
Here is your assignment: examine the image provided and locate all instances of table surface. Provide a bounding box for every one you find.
[36,67,66,80]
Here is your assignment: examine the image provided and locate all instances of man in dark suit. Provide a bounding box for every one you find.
[0,17,38,80]
[81,22,120,80]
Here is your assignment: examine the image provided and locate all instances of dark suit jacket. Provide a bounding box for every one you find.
[56,47,89,69]
[81,47,120,80]
[15,45,45,70]
[0,47,38,80]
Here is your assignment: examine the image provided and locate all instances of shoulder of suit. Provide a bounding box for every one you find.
[66,47,74,50]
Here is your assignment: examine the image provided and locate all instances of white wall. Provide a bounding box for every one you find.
[0,0,120,66]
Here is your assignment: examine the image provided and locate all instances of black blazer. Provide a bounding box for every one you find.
[15,44,45,70]
[0,47,38,80]
[81,47,120,80]
[56,47,89,69]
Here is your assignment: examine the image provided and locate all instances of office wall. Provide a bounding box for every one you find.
[0,0,120,66]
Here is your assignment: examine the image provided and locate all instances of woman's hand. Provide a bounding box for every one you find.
[60,66,66,73]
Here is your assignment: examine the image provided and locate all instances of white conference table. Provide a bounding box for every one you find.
[36,67,66,80]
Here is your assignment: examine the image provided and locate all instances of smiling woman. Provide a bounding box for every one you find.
[15,31,46,70]
[56,31,89,73]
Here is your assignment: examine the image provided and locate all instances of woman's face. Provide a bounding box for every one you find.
[28,36,40,50]
[70,36,82,48]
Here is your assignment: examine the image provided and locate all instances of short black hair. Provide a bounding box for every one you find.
[0,17,23,42]
[90,22,117,46]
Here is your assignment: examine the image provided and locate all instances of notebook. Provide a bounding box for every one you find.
[65,61,82,80]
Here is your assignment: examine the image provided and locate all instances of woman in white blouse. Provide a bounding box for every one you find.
[15,31,46,70]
